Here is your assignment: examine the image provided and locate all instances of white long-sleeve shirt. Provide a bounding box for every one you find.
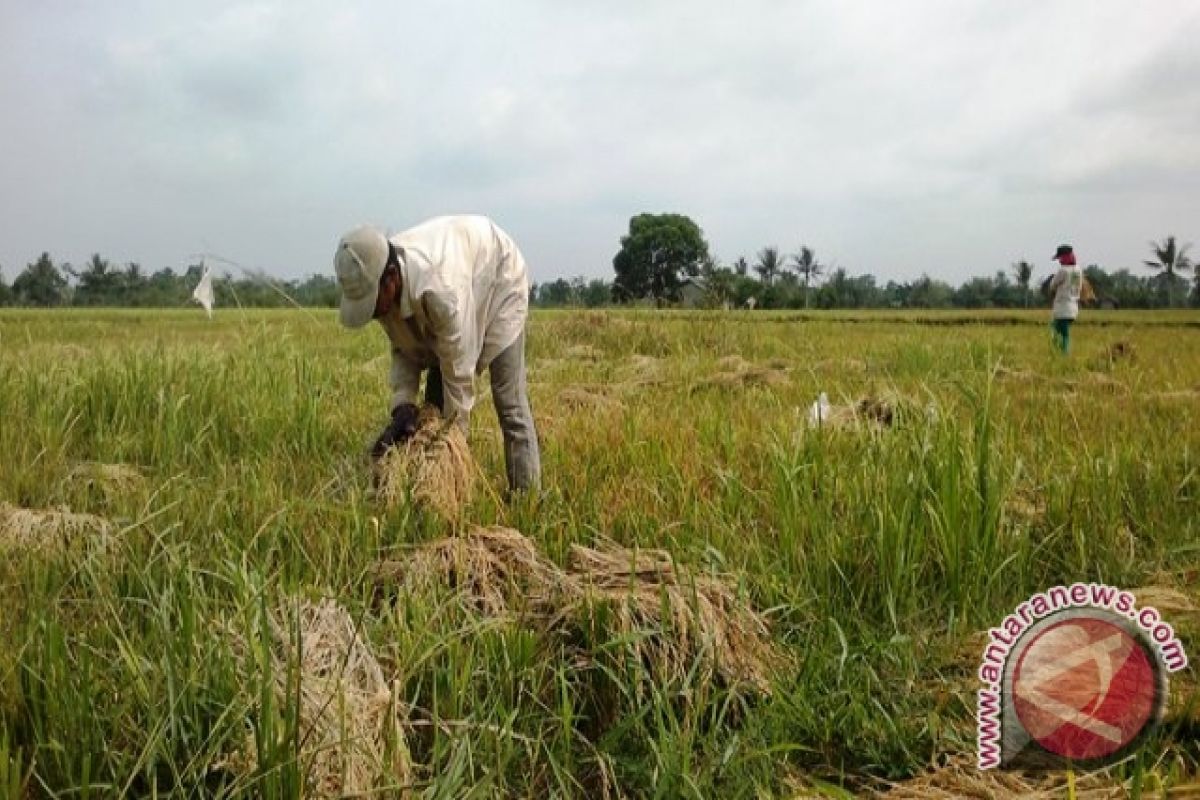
[377,215,530,424]
[1048,264,1082,320]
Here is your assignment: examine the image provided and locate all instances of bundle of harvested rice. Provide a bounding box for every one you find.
[67,462,145,496]
[1079,372,1128,392]
[0,502,112,555]
[558,386,625,412]
[1002,489,1046,529]
[872,754,1129,798]
[552,542,776,692]
[994,366,1044,383]
[627,354,662,372]
[227,598,410,798]
[620,354,665,386]
[808,393,925,431]
[374,526,561,616]
[1128,585,1198,619]
[697,357,789,390]
[375,406,474,522]
[1149,389,1200,401]
[1104,340,1136,362]
[715,354,754,372]
[564,344,603,361]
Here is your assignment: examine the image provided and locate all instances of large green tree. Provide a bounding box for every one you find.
[13,252,69,306]
[612,213,709,303]
[1144,235,1192,307]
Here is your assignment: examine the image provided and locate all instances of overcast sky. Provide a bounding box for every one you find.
[2,1,1198,286]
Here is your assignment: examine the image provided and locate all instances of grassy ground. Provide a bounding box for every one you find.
[0,308,1197,797]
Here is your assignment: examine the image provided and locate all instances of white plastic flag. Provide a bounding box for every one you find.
[807,391,831,427]
[192,262,215,318]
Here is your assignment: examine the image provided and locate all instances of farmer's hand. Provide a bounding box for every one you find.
[371,403,420,460]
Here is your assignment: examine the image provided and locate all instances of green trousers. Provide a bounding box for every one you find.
[1051,318,1073,353]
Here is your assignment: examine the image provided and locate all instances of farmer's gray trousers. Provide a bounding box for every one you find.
[425,332,540,492]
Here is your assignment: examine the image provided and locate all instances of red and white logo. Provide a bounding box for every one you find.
[1011,616,1158,761]
[975,584,1186,770]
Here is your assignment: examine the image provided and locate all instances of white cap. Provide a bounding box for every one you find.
[334,225,389,328]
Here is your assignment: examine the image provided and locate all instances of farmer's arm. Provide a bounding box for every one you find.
[422,291,475,429]
[389,350,422,412]
[368,352,423,460]
[1048,267,1067,292]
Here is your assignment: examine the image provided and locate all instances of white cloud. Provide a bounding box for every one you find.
[1,0,1198,283]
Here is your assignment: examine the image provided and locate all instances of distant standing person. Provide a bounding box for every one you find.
[333,215,540,493]
[1047,244,1082,353]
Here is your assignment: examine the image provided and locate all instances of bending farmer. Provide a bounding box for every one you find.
[333,215,540,492]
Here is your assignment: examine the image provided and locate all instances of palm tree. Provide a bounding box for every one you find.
[1144,235,1193,307]
[1011,260,1033,308]
[791,246,823,309]
[754,247,784,286]
[733,256,749,277]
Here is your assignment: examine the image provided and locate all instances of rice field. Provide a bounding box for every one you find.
[0,307,1198,798]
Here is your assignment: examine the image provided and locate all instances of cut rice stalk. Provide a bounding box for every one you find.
[374,526,562,616]
[225,598,411,798]
[0,502,112,555]
[375,406,475,523]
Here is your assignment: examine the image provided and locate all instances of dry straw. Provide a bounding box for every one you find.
[227,598,410,798]
[697,355,790,390]
[553,541,777,692]
[375,406,475,522]
[1103,340,1136,363]
[809,393,928,432]
[373,526,561,616]
[564,344,604,361]
[870,754,1130,798]
[67,462,146,496]
[372,527,778,693]
[0,501,112,555]
[558,386,625,412]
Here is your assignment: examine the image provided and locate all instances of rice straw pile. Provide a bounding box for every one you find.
[375,406,475,522]
[1103,340,1136,363]
[67,462,146,496]
[373,528,778,693]
[994,366,1044,383]
[564,344,603,361]
[809,393,926,431]
[871,754,1131,798]
[228,598,410,798]
[622,354,664,383]
[374,526,562,616]
[0,501,112,555]
[553,541,776,692]
[697,356,790,390]
[558,386,625,412]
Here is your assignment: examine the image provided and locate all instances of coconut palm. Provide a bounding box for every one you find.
[791,246,823,308]
[1011,260,1033,308]
[1144,235,1193,307]
[754,247,785,287]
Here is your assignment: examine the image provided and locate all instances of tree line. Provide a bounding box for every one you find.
[0,254,340,309]
[575,213,1199,310]
[2,218,1197,311]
